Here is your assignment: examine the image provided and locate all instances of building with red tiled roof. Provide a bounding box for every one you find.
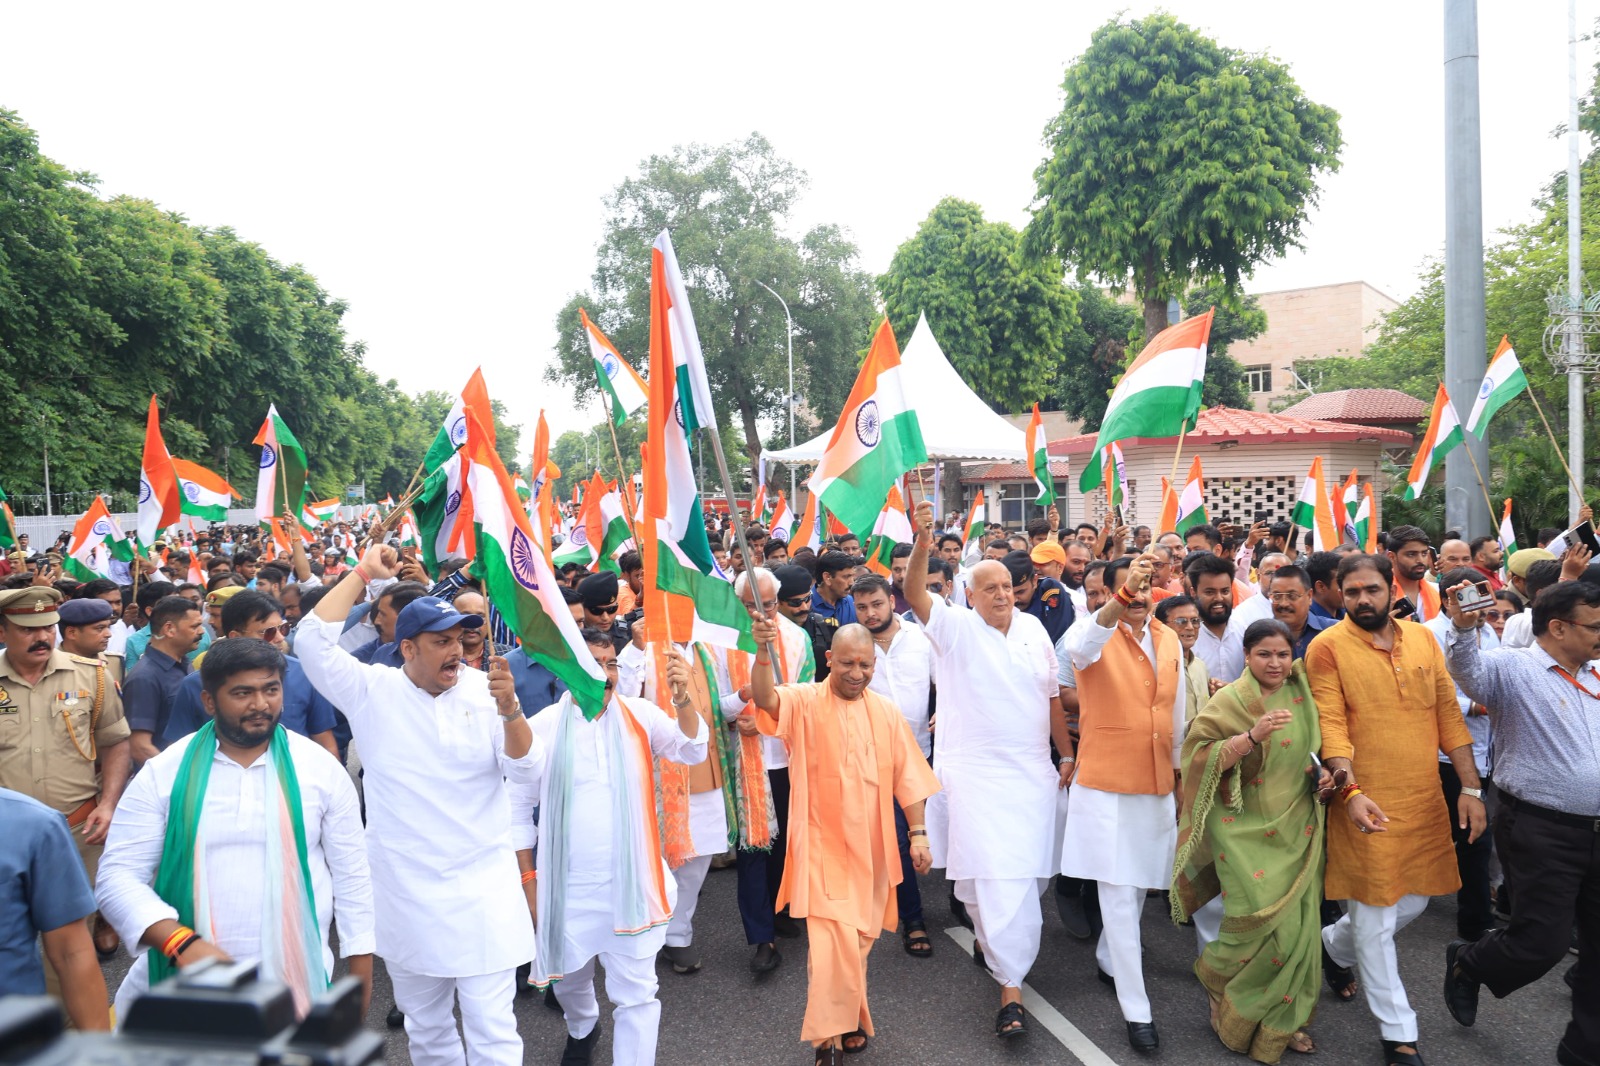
[1276,388,1429,430]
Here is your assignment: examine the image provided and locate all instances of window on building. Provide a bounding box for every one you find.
[1243,364,1273,393]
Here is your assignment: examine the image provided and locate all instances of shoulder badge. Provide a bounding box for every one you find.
[0,686,11,708]
[68,654,102,667]
[1041,587,1060,609]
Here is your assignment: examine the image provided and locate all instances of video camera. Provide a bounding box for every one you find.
[0,959,382,1066]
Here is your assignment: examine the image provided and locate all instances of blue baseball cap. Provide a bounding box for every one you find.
[393,595,484,644]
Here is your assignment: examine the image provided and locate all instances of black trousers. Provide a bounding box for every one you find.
[1439,763,1495,938]
[735,767,790,945]
[1460,796,1600,1060]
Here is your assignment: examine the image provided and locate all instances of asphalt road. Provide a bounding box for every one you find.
[97,862,1577,1065]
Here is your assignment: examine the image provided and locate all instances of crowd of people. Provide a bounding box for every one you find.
[1,495,1596,1066]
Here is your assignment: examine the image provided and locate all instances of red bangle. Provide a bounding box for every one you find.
[352,565,371,584]
[520,870,536,885]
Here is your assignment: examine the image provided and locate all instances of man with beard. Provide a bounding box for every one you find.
[1468,536,1505,591]
[853,574,935,959]
[1268,565,1335,660]
[96,637,374,1021]
[1305,553,1482,1066]
[1388,526,1442,622]
[1063,554,1184,1052]
[1185,552,1245,683]
[298,545,543,1066]
[907,502,1070,1040]
[772,564,832,682]
[1056,542,1093,614]
[811,552,859,625]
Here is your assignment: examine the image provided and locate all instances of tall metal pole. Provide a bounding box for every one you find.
[1568,0,1586,522]
[755,280,797,503]
[1444,0,1491,536]
[42,439,52,518]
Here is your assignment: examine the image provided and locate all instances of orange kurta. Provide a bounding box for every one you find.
[759,682,940,1042]
[1305,617,1474,906]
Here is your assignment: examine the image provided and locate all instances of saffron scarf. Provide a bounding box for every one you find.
[648,642,740,867]
[148,722,325,1017]
[722,617,816,850]
[534,694,672,986]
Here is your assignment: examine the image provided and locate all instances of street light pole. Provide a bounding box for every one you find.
[754,280,797,502]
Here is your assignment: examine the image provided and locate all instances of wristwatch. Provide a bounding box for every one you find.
[498,702,522,722]
[1459,786,1484,800]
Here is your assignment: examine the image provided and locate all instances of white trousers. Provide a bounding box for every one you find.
[954,876,1041,989]
[388,965,520,1066]
[1095,882,1152,1023]
[1193,896,1225,955]
[665,855,713,948]
[1322,894,1429,1042]
[561,952,661,1065]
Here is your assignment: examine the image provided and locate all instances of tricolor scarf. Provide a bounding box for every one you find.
[722,616,815,850]
[148,723,325,1016]
[647,642,738,867]
[534,694,672,986]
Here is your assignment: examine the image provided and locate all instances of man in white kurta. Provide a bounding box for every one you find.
[905,502,1073,1034]
[510,630,707,1065]
[297,546,544,1066]
[1063,552,1184,1052]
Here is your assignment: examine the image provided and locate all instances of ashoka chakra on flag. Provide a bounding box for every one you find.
[509,528,542,589]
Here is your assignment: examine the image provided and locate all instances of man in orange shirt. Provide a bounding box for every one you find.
[751,621,939,1066]
[1306,552,1484,1066]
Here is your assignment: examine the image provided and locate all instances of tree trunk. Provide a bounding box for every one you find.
[1142,295,1169,343]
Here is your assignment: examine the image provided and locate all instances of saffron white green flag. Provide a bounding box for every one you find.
[1173,457,1207,535]
[64,498,133,581]
[767,492,795,542]
[553,474,632,574]
[581,308,649,427]
[1353,483,1376,552]
[808,318,928,536]
[1080,309,1214,492]
[1405,384,1464,499]
[414,457,467,574]
[962,490,986,552]
[864,486,913,576]
[1498,498,1519,581]
[171,458,237,523]
[1026,404,1055,506]
[424,368,491,473]
[253,405,308,525]
[138,395,181,548]
[1291,457,1341,551]
[1466,336,1528,439]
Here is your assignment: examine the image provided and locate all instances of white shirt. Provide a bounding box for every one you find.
[106,619,131,658]
[1063,582,1088,616]
[294,612,543,977]
[1426,617,1499,777]
[97,729,373,1012]
[867,621,934,757]
[1231,590,1275,628]
[1500,611,1534,649]
[1194,614,1246,683]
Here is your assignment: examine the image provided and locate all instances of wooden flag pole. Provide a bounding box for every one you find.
[1168,426,1191,487]
[1456,440,1499,535]
[397,459,427,507]
[604,416,644,548]
[1525,387,1586,504]
[704,429,775,646]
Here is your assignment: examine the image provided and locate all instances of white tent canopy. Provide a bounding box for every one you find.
[765,313,1027,464]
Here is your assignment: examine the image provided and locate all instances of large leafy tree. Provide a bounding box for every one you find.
[877,197,1079,411]
[547,134,878,487]
[1025,13,1342,341]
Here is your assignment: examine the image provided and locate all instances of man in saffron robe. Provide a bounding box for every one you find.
[751,620,940,1065]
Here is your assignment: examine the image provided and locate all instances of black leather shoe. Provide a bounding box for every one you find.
[1443,940,1480,1027]
[545,985,562,1011]
[773,912,803,938]
[385,1005,405,1029]
[1097,966,1116,991]
[1558,1037,1600,1066]
[561,1028,599,1064]
[1056,891,1092,939]
[949,892,974,931]
[750,942,782,973]
[1127,1021,1159,1052]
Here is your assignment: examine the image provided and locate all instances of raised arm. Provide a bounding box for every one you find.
[749,612,782,722]
[905,499,935,626]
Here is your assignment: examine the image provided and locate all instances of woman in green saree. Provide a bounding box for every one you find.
[1172,619,1336,1063]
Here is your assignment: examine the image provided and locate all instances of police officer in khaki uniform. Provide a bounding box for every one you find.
[0,587,132,964]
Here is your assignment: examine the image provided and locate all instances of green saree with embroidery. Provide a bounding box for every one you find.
[1171,663,1326,1064]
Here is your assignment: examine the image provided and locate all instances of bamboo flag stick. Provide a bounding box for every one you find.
[1525,387,1586,505]
[1457,438,1499,535]
[604,416,644,548]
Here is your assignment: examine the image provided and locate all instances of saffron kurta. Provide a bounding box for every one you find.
[1304,617,1474,906]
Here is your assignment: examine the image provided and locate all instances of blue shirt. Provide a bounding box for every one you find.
[0,788,96,995]
[1022,576,1075,644]
[1290,611,1336,660]
[1309,600,1343,622]
[810,589,857,625]
[122,647,194,748]
[159,655,338,747]
[124,626,210,671]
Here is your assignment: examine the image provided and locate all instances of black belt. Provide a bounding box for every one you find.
[1501,791,1600,833]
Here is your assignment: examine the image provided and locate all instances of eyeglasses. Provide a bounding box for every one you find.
[1166,617,1202,628]
[1554,617,1600,636]
[591,603,619,616]
[1482,610,1513,621]
[1268,592,1305,603]
[927,583,946,595]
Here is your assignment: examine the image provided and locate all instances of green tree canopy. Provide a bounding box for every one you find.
[546,134,878,487]
[1024,13,1342,341]
[877,197,1080,411]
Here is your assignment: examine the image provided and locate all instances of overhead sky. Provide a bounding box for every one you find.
[4,2,1593,448]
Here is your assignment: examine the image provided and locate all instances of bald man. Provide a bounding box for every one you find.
[751,620,939,1060]
[1232,551,1290,627]
[905,501,1073,1039]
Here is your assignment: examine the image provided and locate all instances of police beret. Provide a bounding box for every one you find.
[773,564,814,601]
[59,598,115,626]
[0,587,64,627]
[578,570,619,609]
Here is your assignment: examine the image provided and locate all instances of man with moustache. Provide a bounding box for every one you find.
[1305,553,1482,1066]
[297,544,543,1066]
[773,564,833,682]
[1186,552,1245,683]
[1232,551,1291,628]
[1267,565,1335,660]
[1388,526,1442,622]
[96,638,374,1022]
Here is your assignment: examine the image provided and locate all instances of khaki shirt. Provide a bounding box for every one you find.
[0,649,129,813]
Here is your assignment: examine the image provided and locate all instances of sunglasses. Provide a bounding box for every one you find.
[590,603,619,616]
[253,623,292,639]
[780,595,810,609]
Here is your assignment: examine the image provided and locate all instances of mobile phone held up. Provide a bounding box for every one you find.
[1454,580,1496,613]
[1392,596,1416,620]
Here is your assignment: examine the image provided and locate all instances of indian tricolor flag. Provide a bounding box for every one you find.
[582,308,648,427]
[641,229,755,651]
[1102,443,1126,509]
[1337,468,1360,544]
[551,474,632,574]
[0,482,16,550]
[1467,337,1528,439]
[1405,384,1464,499]
[1498,498,1519,580]
[65,498,133,581]
[962,490,986,552]
[138,396,181,547]
[458,404,608,718]
[1172,456,1207,534]
[864,486,913,577]
[809,318,928,536]
[1292,457,1342,551]
[1080,309,1214,492]
[172,458,238,523]
[424,368,490,473]
[768,491,795,543]
[301,498,340,530]
[254,405,308,524]
[1026,404,1055,505]
[1355,483,1377,552]
[792,492,821,553]
[749,485,767,529]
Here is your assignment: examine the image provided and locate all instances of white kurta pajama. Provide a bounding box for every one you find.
[921,598,1058,989]
[1062,618,1184,1024]
[511,693,708,1065]
[295,613,543,1066]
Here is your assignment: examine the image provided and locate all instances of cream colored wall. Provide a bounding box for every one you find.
[1228,282,1399,408]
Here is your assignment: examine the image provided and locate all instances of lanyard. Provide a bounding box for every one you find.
[1552,664,1600,700]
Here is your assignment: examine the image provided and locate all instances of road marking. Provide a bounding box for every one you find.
[944,926,1121,1066]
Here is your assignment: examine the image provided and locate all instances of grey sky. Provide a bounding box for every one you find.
[4,2,1591,449]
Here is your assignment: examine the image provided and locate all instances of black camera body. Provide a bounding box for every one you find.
[0,959,382,1066]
